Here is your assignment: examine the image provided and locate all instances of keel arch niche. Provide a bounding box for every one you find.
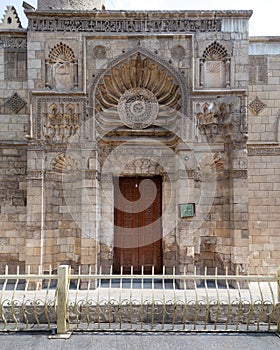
[94,50,183,135]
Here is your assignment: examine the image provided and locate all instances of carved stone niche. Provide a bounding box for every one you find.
[43,102,81,143]
[199,41,231,88]
[45,42,78,91]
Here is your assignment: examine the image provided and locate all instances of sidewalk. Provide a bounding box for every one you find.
[0,332,279,350]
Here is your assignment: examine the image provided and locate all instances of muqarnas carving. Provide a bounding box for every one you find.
[45,42,78,91]
[196,102,232,142]
[44,102,81,142]
[199,41,231,88]
[96,52,181,131]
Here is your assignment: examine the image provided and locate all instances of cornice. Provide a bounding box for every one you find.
[25,10,253,19]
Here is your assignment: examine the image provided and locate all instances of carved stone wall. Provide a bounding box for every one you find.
[1,5,279,275]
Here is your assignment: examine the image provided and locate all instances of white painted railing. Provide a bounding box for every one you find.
[0,265,279,334]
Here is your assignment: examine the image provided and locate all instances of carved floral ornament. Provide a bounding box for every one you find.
[96,53,181,130]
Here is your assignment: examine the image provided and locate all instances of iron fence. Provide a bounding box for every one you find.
[0,265,279,334]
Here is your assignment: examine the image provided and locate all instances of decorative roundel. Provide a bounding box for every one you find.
[93,45,107,59]
[171,45,186,60]
[117,88,159,129]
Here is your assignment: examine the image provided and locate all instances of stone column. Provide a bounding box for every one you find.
[79,144,99,287]
[25,143,45,274]
[228,141,249,276]
[175,144,196,281]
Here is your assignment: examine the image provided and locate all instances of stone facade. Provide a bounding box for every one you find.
[0,2,279,277]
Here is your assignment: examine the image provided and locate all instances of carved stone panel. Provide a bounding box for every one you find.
[249,56,267,85]
[34,97,86,141]
[248,96,266,115]
[44,102,81,142]
[4,93,26,114]
[4,49,27,81]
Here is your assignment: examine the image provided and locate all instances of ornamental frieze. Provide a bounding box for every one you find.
[0,36,27,49]
[248,147,280,156]
[29,18,222,33]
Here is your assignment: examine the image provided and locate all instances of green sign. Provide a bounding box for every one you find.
[179,203,195,218]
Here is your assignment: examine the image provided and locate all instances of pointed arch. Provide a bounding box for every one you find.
[91,47,186,136]
[92,46,186,114]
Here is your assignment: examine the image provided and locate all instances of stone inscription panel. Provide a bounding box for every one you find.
[29,18,222,33]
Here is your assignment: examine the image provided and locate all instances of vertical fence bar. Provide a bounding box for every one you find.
[277,267,280,333]
[57,265,69,334]
[277,267,280,304]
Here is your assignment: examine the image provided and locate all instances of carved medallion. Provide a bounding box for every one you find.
[171,45,185,60]
[117,88,159,129]
[93,45,107,59]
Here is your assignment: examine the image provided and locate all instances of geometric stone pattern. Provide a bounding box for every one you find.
[5,92,26,113]
[248,96,266,115]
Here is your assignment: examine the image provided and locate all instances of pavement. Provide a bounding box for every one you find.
[0,332,279,350]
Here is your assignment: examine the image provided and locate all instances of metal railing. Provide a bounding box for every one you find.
[0,265,279,334]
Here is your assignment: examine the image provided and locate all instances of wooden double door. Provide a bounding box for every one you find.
[113,176,163,274]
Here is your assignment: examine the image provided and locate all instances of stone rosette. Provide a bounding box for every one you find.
[117,88,159,129]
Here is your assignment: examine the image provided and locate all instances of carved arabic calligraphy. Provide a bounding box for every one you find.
[29,18,222,33]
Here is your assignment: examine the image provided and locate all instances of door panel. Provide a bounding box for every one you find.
[114,176,162,274]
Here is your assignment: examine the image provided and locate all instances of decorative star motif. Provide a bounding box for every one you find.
[5,93,26,113]
[248,96,266,115]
